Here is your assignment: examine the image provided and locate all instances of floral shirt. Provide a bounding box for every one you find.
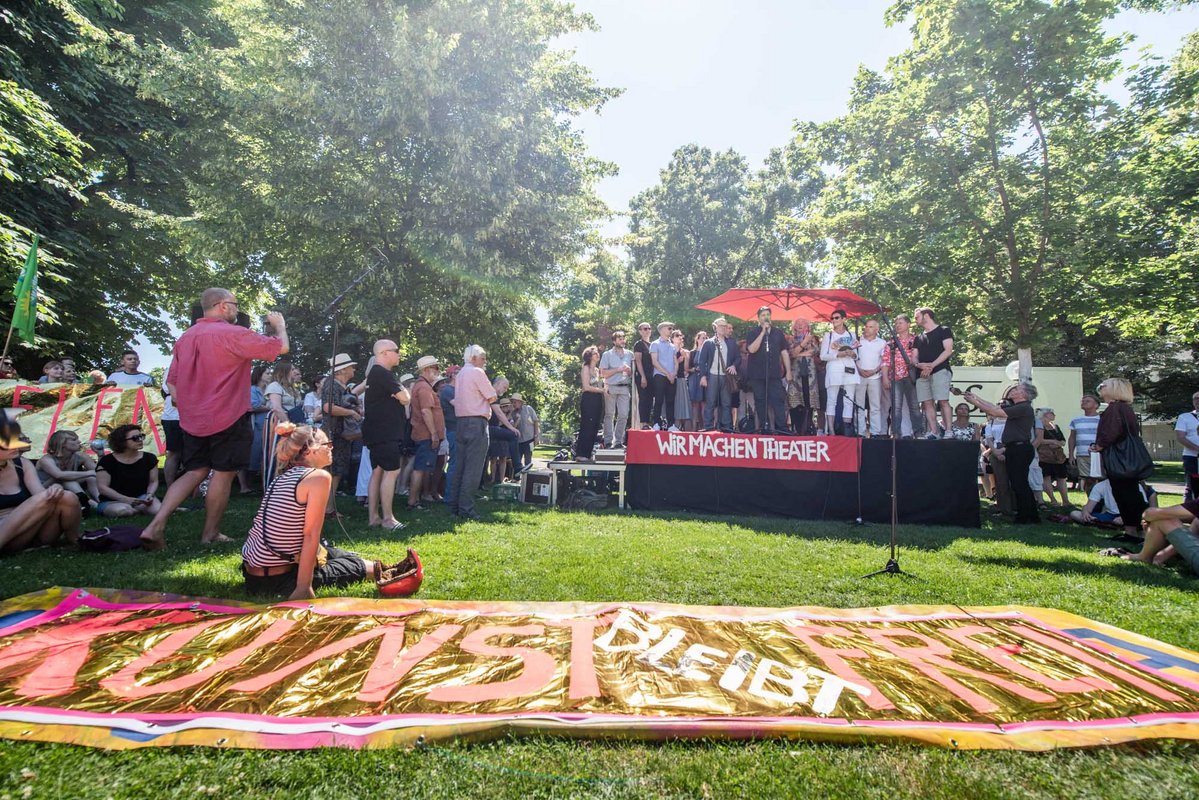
[887,334,917,380]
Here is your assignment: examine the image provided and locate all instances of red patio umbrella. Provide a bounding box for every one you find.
[695,287,883,322]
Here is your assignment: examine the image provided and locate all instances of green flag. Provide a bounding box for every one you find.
[11,234,39,343]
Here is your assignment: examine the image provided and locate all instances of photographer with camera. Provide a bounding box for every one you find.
[964,383,1041,524]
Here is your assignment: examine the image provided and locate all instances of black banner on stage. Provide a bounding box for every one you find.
[626,439,981,528]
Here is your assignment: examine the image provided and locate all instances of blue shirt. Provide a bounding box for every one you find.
[439,384,457,431]
[1069,414,1100,456]
[649,338,678,378]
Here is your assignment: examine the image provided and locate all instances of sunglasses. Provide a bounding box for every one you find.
[831,315,844,321]
[127,434,145,442]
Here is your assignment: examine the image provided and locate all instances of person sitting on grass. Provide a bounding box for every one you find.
[37,430,100,512]
[241,422,400,600]
[1102,499,1199,572]
[96,424,162,518]
[0,419,81,553]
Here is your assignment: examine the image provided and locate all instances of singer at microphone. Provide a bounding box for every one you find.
[745,305,791,435]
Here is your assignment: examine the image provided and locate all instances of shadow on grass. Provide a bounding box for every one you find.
[960,552,1199,590]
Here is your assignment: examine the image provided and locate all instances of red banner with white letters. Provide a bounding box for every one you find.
[625,430,860,472]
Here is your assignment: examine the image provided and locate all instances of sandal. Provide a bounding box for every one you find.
[380,519,406,531]
[1099,547,1131,558]
[406,503,425,512]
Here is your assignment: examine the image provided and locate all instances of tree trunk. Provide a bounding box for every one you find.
[1018,348,1033,383]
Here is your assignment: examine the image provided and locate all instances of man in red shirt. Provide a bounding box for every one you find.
[140,288,288,549]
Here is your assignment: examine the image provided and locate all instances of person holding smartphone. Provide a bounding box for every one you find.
[96,424,161,518]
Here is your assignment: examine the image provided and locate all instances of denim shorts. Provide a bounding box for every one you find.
[412,439,437,472]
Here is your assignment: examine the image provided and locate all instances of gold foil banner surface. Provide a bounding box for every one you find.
[1,588,1198,750]
[0,381,165,457]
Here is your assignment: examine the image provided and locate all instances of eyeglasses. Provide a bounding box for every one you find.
[638,327,650,331]
[831,315,844,321]
[127,434,145,442]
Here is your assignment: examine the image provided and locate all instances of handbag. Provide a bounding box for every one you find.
[1101,407,1154,481]
[716,340,738,395]
[78,525,145,553]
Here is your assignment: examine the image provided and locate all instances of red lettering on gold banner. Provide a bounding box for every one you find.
[358,624,462,704]
[863,629,1056,712]
[101,619,299,699]
[943,625,1118,695]
[130,388,164,452]
[787,624,896,711]
[426,625,557,703]
[229,623,409,694]
[87,387,122,445]
[40,386,70,451]
[10,385,43,414]
[549,617,606,700]
[1,611,199,698]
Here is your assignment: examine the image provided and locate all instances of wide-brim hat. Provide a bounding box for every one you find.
[329,353,357,371]
[416,355,439,371]
[510,393,523,401]
[399,373,416,384]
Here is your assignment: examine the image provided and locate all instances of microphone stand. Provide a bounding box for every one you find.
[856,273,916,580]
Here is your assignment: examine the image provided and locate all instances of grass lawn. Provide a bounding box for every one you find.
[2,484,1198,799]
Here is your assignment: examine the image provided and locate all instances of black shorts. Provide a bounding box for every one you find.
[162,420,184,453]
[241,546,368,597]
[181,414,252,473]
[1040,460,1068,480]
[369,440,402,471]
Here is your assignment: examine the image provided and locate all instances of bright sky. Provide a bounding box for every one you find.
[140,1,1199,370]
[563,0,1199,238]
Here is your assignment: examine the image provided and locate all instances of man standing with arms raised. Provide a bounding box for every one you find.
[140,288,287,549]
[448,345,496,520]
[363,340,410,530]
[745,306,790,434]
[913,307,954,439]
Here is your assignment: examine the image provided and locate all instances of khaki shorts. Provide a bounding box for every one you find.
[915,369,952,403]
[1077,454,1102,478]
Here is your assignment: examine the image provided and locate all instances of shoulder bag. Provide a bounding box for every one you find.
[717,340,738,395]
[1101,407,1154,481]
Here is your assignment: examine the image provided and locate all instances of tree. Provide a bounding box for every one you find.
[0,0,233,373]
[810,0,1149,374]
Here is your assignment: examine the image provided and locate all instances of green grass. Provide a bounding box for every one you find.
[2,490,1199,799]
[1154,460,1188,486]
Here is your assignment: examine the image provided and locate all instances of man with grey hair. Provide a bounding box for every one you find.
[697,317,741,431]
[966,382,1040,524]
[448,345,496,520]
[140,288,288,549]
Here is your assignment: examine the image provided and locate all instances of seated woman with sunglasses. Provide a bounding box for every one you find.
[0,418,82,553]
[96,424,162,518]
[243,423,401,599]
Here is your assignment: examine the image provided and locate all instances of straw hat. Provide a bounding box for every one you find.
[416,355,440,371]
[329,353,357,371]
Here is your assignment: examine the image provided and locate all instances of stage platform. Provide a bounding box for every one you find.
[624,430,981,527]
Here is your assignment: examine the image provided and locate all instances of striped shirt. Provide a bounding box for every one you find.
[242,466,315,568]
[1069,414,1101,457]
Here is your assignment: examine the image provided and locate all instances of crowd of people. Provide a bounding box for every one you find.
[575,306,961,462]
[0,289,1196,590]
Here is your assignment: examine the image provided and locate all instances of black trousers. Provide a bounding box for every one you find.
[1005,441,1040,523]
[650,374,676,428]
[751,378,787,433]
[577,392,604,458]
[1109,476,1148,528]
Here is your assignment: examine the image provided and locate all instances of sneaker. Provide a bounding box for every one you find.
[667,425,680,432]
[926,433,939,440]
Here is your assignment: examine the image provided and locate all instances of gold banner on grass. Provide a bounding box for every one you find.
[0,381,165,457]
[2,588,1199,750]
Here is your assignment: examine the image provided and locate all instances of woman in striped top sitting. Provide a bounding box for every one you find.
[243,423,396,599]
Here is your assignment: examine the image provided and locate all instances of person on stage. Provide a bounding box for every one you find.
[745,306,790,434]
[139,288,288,549]
[671,330,693,431]
[964,383,1040,524]
[576,346,608,461]
[882,314,923,438]
[598,330,633,447]
[786,318,818,435]
[698,317,741,432]
[853,319,887,437]
[913,307,954,438]
[633,323,654,430]
[648,322,679,431]
[820,308,858,435]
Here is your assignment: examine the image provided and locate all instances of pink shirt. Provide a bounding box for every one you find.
[168,318,283,436]
[451,363,496,419]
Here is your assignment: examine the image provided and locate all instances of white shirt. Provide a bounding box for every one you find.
[1175,410,1199,457]
[709,337,729,376]
[821,329,859,387]
[107,370,154,386]
[855,336,886,381]
[1088,479,1148,512]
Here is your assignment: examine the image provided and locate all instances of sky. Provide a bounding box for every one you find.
[138,1,1199,371]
